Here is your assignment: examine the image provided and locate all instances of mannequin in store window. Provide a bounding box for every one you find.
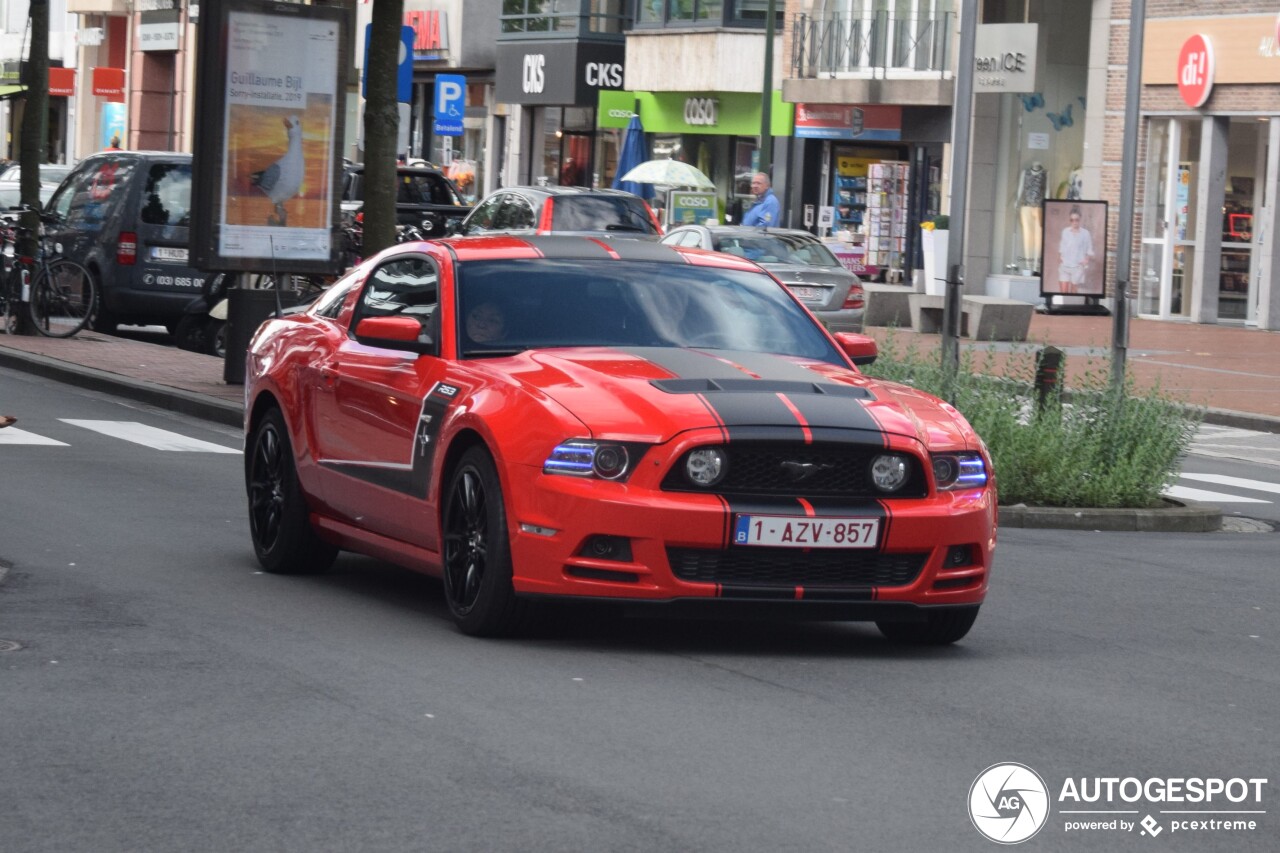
[1014,161,1047,275]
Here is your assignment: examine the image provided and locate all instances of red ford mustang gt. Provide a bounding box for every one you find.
[244,235,996,642]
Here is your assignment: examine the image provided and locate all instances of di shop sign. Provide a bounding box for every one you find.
[1177,33,1215,108]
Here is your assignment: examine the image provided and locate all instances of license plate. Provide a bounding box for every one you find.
[734,515,880,549]
[789,285,823,301]
[152,247,188,262]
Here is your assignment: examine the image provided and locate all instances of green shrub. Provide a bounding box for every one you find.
[862,333,1203,508]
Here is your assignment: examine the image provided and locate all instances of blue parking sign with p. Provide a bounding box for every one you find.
[433,74,465,137]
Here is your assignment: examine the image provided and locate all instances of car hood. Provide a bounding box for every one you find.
[492,347,974,449]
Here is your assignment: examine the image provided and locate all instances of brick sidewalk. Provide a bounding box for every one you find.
[863,314,1280,421]
[1,313,1278,428]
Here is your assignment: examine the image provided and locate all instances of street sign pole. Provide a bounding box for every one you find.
[1112,0,1146,393]
[759,0,776,175]
[941,0,978,387]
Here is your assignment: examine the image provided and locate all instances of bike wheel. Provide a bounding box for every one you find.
[29,259,96,338]
[2,266,22,335]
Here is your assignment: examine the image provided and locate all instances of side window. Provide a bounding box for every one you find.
[680,231,703,248]
[139,163,192,226]
[424,174,461,205]
[467,194,503,232]
[51,159,135,229]
[495,196,534,230]
[355,255,440,323]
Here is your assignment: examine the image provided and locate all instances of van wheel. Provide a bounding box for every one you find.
[208,319,227,358]
[173,315,208,353]
[89,293,118,333]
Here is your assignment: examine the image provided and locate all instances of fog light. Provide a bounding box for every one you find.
[869,453,909,492]
[685,447,727,487]
[944,545,971,568]
[578,535,633,562]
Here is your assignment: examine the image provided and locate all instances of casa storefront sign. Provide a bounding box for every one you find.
[495,41,624,106]
[794,104,901,140]
[597,90,793,136]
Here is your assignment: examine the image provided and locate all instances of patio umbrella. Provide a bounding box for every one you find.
[620,158,715,191]
[611,115,653,200]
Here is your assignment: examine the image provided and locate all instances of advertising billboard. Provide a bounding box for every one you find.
[191,0,352,275]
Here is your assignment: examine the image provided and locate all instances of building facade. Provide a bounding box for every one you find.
[1123,3,1280,330]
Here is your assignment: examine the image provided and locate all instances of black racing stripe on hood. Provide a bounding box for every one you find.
[654,377,870,398]
[622,347,766,381]
[782,393,885,437]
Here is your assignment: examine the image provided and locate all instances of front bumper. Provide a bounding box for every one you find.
[503,444,995,612]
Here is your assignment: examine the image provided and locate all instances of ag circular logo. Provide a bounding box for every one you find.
[969,762,1050,844]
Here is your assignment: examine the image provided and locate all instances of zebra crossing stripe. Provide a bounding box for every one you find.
[1164,485,1269,504]
[0,427,69,446]
[59,420,239,453]
[1179,473,1280,496]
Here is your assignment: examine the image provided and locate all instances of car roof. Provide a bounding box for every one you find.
[346,163,447,176]
[695,225,818,239]
[441,234,761,271]
[498,186,649,199]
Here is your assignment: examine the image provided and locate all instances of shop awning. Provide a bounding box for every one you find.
[0,84,26,101]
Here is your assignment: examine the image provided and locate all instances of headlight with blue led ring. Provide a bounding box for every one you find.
[932,452,988,491]
[544,440,642,481]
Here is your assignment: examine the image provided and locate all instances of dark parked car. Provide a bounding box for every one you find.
[340,163,471,238]
[453,186,662,239]
[44,151,204,332]
[660,225,865,331]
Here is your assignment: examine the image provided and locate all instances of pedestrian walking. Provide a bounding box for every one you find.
[742,172,780,227]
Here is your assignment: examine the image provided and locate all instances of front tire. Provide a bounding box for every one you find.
[441,446,529,636]
[246,408,337,574]
[877,607,979,645]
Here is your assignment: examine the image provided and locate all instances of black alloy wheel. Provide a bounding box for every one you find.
[441,447,528,636]
[246,408,337,574]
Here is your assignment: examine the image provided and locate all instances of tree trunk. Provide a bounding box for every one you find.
[362,0,404,258]
[14,0,51,335]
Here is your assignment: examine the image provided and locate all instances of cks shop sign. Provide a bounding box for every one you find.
[1177,33,1215,108]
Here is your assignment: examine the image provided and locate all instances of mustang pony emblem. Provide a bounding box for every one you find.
[780,460,834,482]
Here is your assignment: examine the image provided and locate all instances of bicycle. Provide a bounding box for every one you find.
[1,205,96,338]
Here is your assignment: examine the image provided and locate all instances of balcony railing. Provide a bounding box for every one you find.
[792,12,954,78]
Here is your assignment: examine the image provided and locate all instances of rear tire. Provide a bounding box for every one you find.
[89,282,118,333]
[246,408,337,575]
[876,607,979,646]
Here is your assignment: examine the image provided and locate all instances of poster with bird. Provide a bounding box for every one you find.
[218,8,341,261]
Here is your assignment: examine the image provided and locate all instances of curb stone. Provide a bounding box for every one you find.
[998,498,1222,532]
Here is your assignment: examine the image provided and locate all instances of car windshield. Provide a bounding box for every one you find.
[550,196,657,234]
[715,233,843,268]
[455,259,841,364]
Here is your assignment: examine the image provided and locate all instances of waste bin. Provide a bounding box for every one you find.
[224,289,287,385]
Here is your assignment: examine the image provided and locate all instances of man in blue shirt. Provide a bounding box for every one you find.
[742,172,780,227]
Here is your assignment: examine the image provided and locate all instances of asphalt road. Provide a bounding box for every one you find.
[1,371,1276,852]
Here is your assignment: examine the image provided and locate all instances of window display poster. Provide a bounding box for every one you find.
[218,9,342,260]
[1175,164,1191,240]
[1041,199,1107,297]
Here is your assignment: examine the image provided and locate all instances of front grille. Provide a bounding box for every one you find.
[662,441,927,498]
[668,547,927,588]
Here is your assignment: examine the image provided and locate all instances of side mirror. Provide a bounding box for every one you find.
[354,316,434,354]
[833,332,878,366]
[444,218,464,237]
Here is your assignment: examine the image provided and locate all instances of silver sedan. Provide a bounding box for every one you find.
[660,225,864,331]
